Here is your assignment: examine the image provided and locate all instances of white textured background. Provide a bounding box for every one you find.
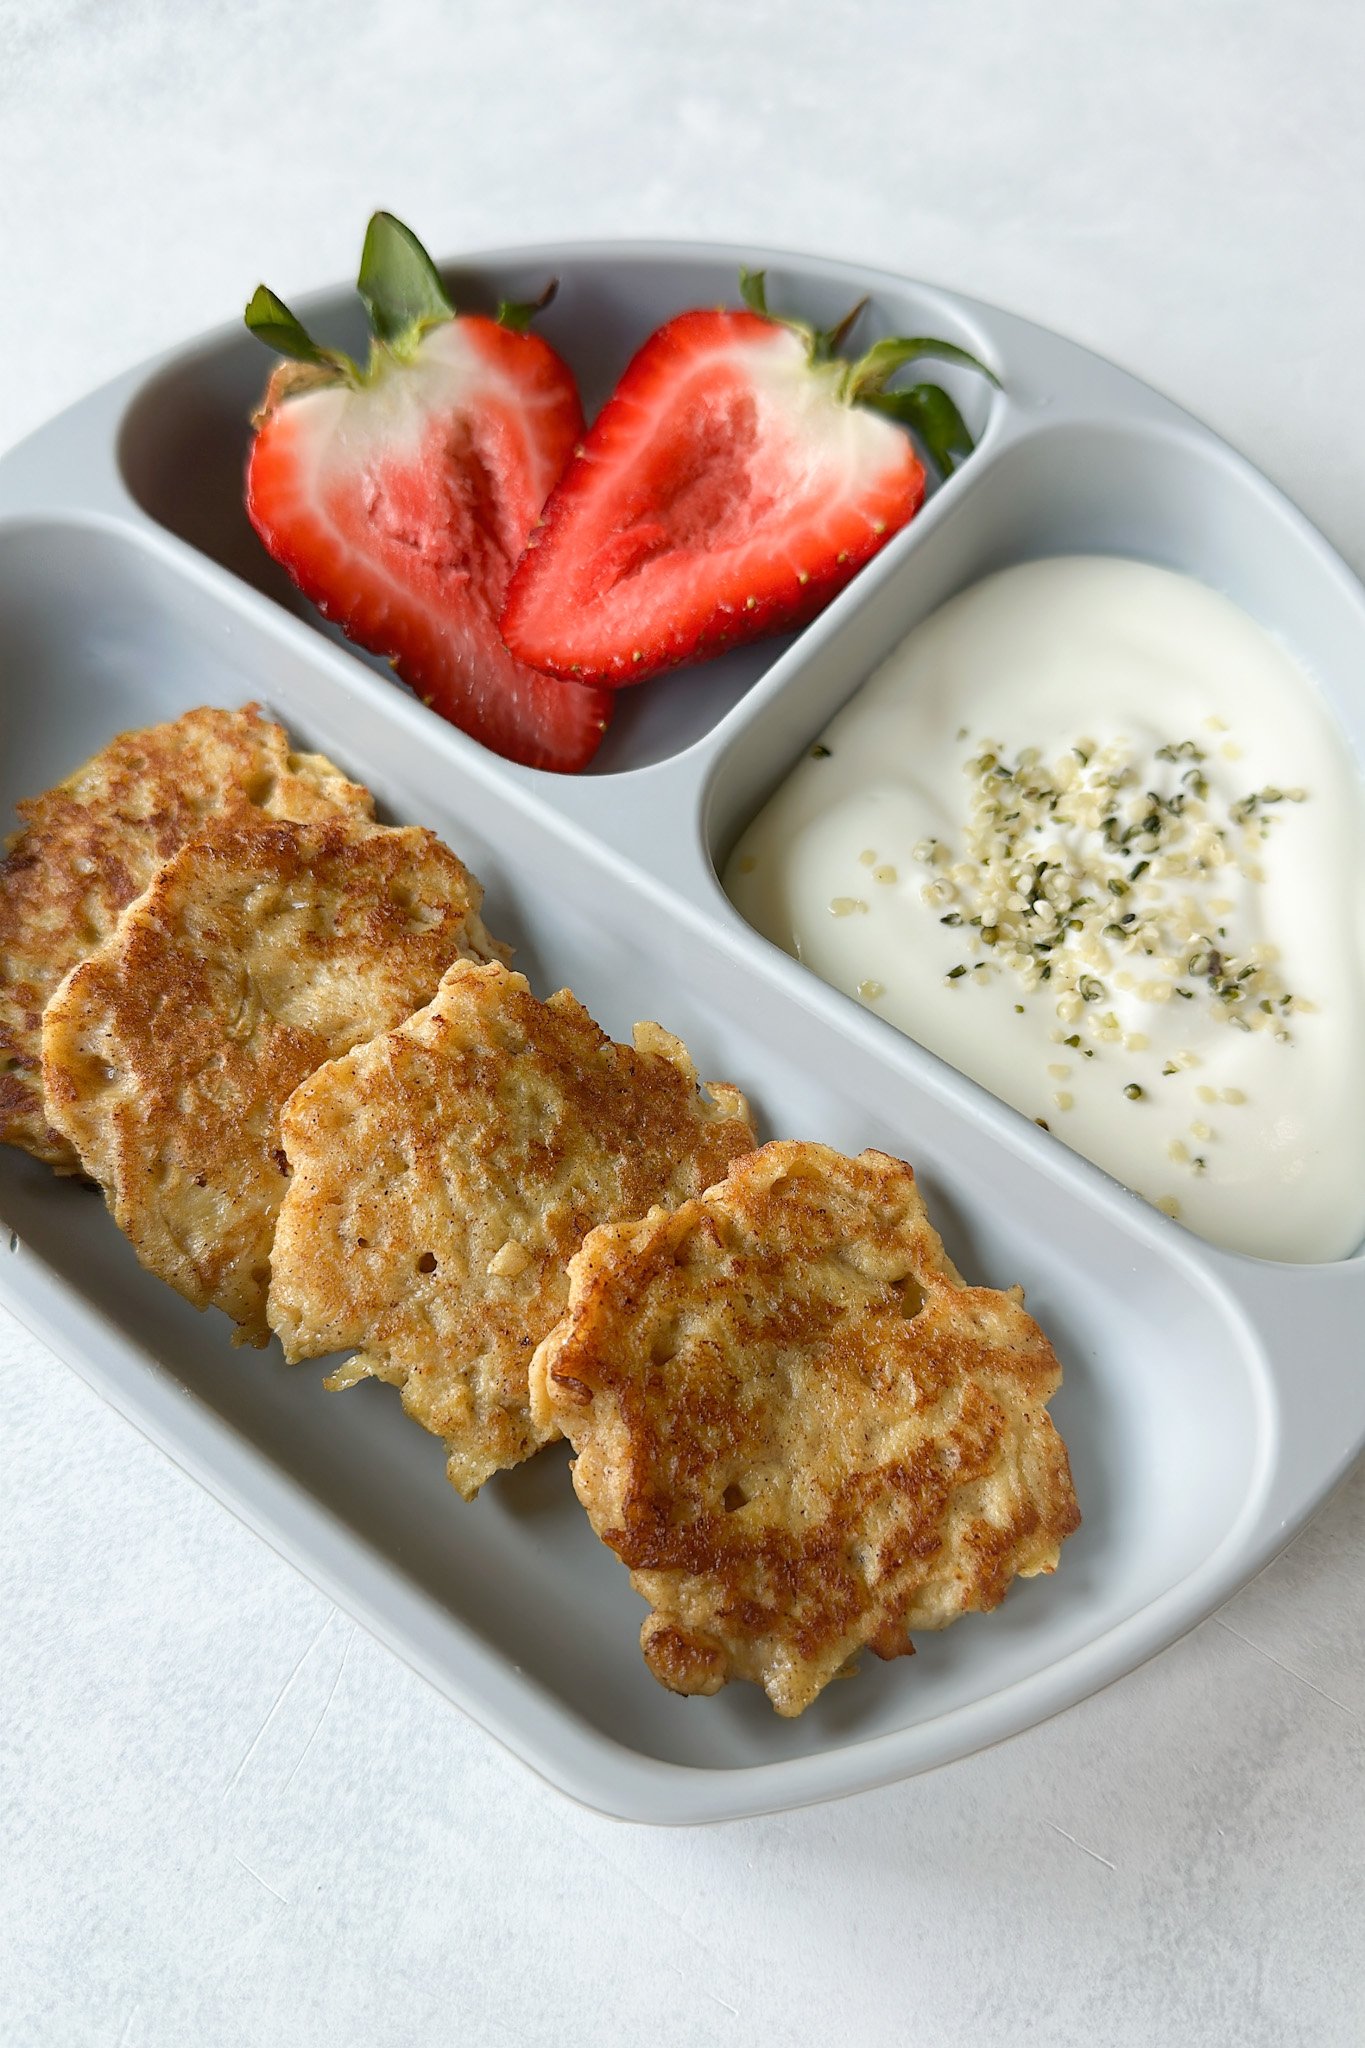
[3,3,1363,2042]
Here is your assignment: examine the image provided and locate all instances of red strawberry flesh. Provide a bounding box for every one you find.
[500,310,925,688]
[247,314,612,773]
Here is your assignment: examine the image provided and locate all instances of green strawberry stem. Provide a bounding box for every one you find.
[736,265,997,475]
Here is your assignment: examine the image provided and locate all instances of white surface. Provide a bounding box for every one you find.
[2,1,1363,2040]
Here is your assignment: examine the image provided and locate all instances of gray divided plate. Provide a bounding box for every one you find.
[2,243,1362,1824]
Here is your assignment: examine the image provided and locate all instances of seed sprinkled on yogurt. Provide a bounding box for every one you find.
[907,731,1304,1035]
[722,556,1365,1262]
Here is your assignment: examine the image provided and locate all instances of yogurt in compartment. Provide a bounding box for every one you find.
[724,555,1365,1263]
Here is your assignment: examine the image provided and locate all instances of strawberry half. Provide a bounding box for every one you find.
[245,213,612,772]
[500,270,997,688]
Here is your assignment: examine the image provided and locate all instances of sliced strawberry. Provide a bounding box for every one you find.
[244,214,612,773]
[500,272,996,689]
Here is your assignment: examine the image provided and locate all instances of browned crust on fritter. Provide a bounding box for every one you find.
[40,812,504,1344]
[267,960,756,1499]
[0,704,372,1166]
[531,1141,1080,1717]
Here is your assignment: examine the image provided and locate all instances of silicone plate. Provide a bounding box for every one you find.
[2,245,1362,1825]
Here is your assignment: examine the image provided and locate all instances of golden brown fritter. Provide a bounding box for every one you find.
[268,960,755,1499]
[0,704,372,1167]
[41,812,505,1344]
[531,1141,1080,1716]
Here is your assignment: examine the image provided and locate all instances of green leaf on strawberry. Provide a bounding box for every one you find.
[738,266,769,316]
[847,333,1002,398]
[815,295,870,363]
[357,209,453,349]
[243,286,354,380]
[862,382,976,476]
[496,279,560,333]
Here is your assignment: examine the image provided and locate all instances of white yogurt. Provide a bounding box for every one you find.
[725,556,1365,1262]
